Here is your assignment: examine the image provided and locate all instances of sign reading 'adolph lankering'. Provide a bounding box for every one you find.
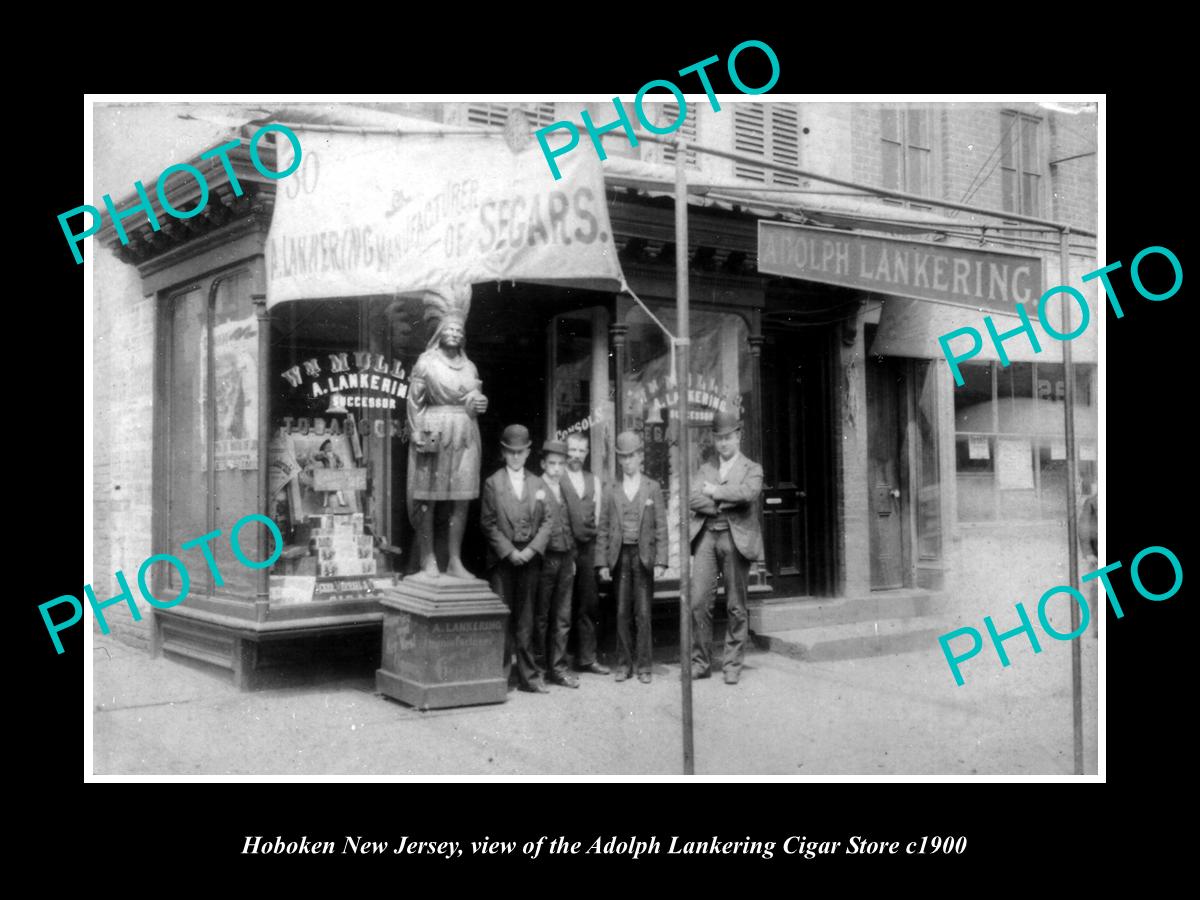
[758,221,1044,314]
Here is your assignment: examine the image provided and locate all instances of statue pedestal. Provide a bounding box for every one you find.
[376,573,509,710]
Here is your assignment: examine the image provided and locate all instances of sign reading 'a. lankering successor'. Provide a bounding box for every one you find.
[757,221,1044,314]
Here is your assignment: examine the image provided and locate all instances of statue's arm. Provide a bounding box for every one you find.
[407,356,429,434]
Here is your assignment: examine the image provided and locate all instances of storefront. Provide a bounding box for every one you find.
[96,105,1095,686]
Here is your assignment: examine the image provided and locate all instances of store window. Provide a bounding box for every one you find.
[881,105,933,209]
[733,103,801,186]
[624,306,753,574]
[165,270,259,599]
[1000,110,1043,217]
[266,295,430,605]
[954,361,1096,522]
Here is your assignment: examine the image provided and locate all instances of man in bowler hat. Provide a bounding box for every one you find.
[561,432,610,675]
[534,439,581,688]
[597,431,668,683]
[480,424,553,693]
[688,409,764,685]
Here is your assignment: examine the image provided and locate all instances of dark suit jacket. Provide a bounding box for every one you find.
[688,453,764,562]
[480,467,553,570]
[560,470,598,546]
[597,475,669,571]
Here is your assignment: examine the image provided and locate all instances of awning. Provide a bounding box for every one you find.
[601,156,994,236]
[869,296,1097,363]
[266,124,625,306]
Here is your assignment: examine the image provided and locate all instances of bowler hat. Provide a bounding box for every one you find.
[541,439,568,457]
[711,409,743,437]
[615,431,643,456]
[500,424,532,450]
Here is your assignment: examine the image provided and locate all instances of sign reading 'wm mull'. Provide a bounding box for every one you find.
[757,221,1044,314]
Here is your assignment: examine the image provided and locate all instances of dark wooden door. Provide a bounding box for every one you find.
[761,328,835,597]
[866,354,906,589]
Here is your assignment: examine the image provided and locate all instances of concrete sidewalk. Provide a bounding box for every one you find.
[92,626,1098,777]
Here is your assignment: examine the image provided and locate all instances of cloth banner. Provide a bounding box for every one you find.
[266,130,624,304]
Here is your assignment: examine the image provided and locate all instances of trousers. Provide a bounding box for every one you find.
[615,545,653,675]
[488,543,543,690]
[690,527,751,675]
[535,549,576,678]
[571,539,601,666]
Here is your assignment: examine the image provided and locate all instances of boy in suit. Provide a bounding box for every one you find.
[688,409,764,685]
[480,424,553,694]
[534,440,580,688]
[597,431,668,684]
[561,432,609,676]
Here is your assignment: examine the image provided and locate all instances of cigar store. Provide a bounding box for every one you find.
[96,104,1095,686]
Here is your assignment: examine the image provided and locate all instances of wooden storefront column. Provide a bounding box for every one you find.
[748,333,765,463]
[609,321,629,432]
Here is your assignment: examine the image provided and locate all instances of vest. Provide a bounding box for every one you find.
[510,475,535,544]
[546,488,573,553]
[706,511,731,531]
[620,491,642,544]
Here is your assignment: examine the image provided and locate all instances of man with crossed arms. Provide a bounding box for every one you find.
[688,409,764,685]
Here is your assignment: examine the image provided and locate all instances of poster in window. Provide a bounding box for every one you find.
[968,436,991,460]
[997,438,1034,490]
[201,316,259,471]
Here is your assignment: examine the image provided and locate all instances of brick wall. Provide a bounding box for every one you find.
[92,248,155,649]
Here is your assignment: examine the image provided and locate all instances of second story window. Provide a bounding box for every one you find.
[1000,110,1042,216]
[733,103,800,186]
[465,103,557,129]
[881,105,932,207]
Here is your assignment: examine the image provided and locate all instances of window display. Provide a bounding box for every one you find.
[266,295,430,603]
[624,306,752,575]
[953,360,1096,522]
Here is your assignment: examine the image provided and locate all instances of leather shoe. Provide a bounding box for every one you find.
[614,670,633,683]
[578,661,611,675]
[723,670,740,685]
[638,672,652,684]
[549,673,580,689]
[690,666,711,680]
[522,681,551,694]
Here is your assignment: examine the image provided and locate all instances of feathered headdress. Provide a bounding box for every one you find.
[421,282,472,349]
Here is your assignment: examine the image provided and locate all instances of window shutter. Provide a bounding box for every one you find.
[734,104,767,182]
[465,103,556,129]
[659,102,698,167]
[734,103,800,185]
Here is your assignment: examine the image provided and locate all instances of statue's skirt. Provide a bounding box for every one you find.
[408,405,481,501]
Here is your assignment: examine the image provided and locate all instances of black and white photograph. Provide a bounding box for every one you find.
[84,94,1109,779]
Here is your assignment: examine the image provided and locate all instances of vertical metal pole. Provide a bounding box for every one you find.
[253,294,271,615]
[675,144,695,775]
[1059,229,1083,775]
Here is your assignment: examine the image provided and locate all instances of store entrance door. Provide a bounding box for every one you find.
[866,352,909,590]
[761,326,836,597]
[449,283,610,576]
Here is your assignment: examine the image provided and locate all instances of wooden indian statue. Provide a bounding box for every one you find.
[406,284,489,579]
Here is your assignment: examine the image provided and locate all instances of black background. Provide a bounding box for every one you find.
[19,30,1186,884]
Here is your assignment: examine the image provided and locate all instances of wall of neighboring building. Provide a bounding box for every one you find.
[92,247,155,648]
